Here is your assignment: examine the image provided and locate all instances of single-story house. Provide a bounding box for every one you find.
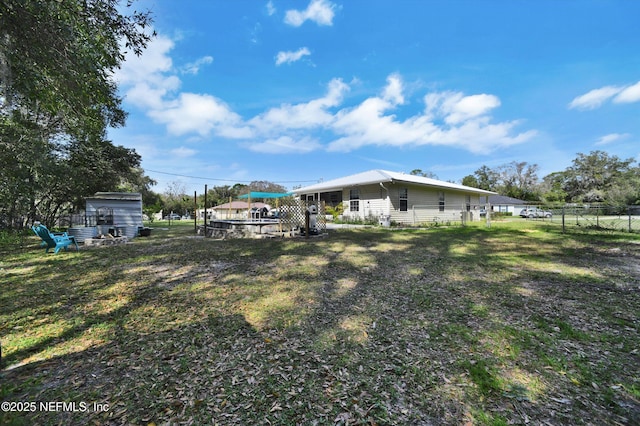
[198,201,270,221]
[294,169,495,225]
[480,195,530,216]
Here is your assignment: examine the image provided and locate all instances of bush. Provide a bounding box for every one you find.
[325,203,344,219]
[491,212,512,219]
[0,229,30,251]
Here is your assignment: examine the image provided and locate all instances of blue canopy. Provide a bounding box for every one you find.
[237,192,293,199]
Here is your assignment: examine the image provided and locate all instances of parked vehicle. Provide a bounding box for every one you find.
[519,207,553,218]
[164,213,181,220]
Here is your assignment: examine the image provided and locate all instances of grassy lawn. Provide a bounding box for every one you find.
[1,221,639,425]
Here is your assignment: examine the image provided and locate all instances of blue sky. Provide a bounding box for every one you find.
[110,0,640,194]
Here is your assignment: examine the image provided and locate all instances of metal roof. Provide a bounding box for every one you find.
[86,192,142,201]
[295,170,496,195]
[481,195,531,205]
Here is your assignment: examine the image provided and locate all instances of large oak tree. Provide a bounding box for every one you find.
[0,0,154,227]
[557,150,640,205]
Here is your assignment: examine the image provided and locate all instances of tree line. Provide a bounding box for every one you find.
[460,150,640,206]
[145,181,289,220]
[1,0,155,228]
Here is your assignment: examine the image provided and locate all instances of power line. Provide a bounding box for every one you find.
[145,169,319,184]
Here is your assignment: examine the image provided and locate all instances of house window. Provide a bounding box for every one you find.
[399,188,408,212]
[349,188,360,212]
[438,191,445,212]
[466,195,471,212]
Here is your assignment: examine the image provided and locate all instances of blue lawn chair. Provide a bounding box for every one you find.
[31,223,79,254]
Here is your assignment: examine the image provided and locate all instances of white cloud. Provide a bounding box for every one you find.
[328,85,534,154]
[284,0,336,27]
[116,36,534,157]
[425,91,501,124]
[266,1,276,16]
[123,77,181,110]
[595,133,630,146]
[249,78,348,131]
[275,47,311,65]
[243,74,532,155]
[382,74,405,105]
[329,76,408,146]
[181,56,213,75]
[448,94,500,125]
[113,35,174,85]
[114,31,251,139]
[569,86,621,110]
[148,93,251,138]
[614,80,640,104]
[113,35,181,110]
[247,136,322,154]
[170,146,198,157]
[569,81,640,110]
[250,22,263,45]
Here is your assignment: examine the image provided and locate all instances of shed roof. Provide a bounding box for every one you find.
[87,192,142,201]
[295,170,496,195]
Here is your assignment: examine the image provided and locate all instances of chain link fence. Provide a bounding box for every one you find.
[557,205,640,233]
[410,204,478,227]
[512,204,640,233]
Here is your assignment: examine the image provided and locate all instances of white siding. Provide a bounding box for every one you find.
[492,204,527,215]
[342,185,388,220]
[337,183,483,224]
[85,194,143,238]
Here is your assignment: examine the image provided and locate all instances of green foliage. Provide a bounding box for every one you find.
[0,0,154,132]
[463,359,502,395]
[206,185,241,207]
[0,228,29,251]
[471,162,541,200]
[553,151,639,204]
[245,180,288,195]
[473,409,509,426]
[0,0,155,228]
[489,212,512,219]
[335,213,378,225]
[0,117,149,226]
[474,165,501,191]
[409,168,438,179]
[162,181,190,216]
[65,138,146,209]
[474,152,639,206]
[554,319,590,341]
[462,174,479,188]
[325,202,344,219]
[540,171,570,203]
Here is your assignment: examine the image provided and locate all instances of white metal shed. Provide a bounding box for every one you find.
[84,192,143,239]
